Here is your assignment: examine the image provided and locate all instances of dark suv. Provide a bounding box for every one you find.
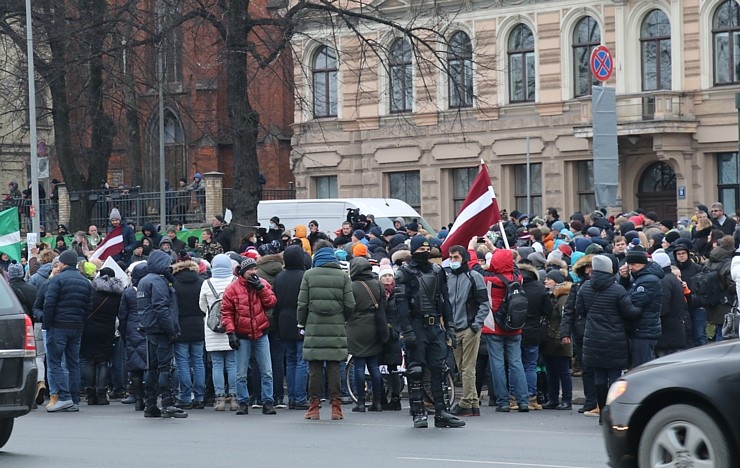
[0,275,37,450]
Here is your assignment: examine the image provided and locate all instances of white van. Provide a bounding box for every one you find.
[257,198,436,236]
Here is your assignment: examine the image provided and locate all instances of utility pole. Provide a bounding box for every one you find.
[25,0,40,234]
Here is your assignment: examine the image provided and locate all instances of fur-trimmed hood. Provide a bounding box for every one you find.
[545,257,568,271]
[517,262,540,282]
[172,260,199,275]
[572,254,593,278]
[92,275,125,295]
[391,248,411,266]
[551,281,572,298]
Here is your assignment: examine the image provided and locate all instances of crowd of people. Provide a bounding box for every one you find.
[2,200,738,427]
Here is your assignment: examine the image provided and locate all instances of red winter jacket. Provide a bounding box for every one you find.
[481,248,522,337]
[221,276,277,340]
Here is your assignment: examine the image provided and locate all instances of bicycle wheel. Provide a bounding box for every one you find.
[346,356,359,404]
[421,369,457,410]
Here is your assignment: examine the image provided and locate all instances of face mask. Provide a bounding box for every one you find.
[270,223,277,229]
[449,261,461,270]
[521,221,529,227]
[412,251,430,263]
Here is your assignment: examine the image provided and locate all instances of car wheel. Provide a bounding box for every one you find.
[638,404,730,468]
[0,418,14,450]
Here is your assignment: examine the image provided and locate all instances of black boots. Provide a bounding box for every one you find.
[411,402,428,428]
[382,394,401,411]
[96,389,110,405]
[367,401,383,412]
[131,375,145,411]
[352,403,366,412]
[85,387,98,405]
[434,409,466,428]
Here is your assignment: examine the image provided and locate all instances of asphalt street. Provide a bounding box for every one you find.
[1,401,608,468]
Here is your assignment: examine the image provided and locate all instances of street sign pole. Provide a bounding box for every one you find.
[590,45,618,210]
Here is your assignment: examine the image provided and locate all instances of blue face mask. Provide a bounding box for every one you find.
[449,261,462,270]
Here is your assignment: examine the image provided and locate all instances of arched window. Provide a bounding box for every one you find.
[508,24,535,103]
[640,9,672,91]
[389,38,413,113]
[312,46,338,118]
[713,0,740,85]
[447,31,473,109]
[573,16,601,97]
[163,110,184,144]
[639,162,676,192]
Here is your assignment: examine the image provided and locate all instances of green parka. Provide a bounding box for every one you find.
[297,262,355,361]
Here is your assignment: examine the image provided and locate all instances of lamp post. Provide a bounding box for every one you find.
[25,0,40,235]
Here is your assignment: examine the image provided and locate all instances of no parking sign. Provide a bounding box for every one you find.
[590,45,614,82]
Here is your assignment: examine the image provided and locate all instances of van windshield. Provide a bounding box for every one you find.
[375,217,436,236]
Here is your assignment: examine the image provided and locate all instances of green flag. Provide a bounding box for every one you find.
[0,207,22,262]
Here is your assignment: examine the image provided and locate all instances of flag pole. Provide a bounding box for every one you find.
[498,221,510,249]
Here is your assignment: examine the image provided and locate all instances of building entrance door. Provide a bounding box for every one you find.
[636,162,677,219]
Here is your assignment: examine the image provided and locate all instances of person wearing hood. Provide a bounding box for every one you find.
[518,261,551,411]
[171,257,206,409]
[347,257,386,413]
[297,240,355,421]
[138,249,187,418]
[293,224,312,255]
[652,252,688,356]
[559,254,598,414]
[222,257,278,415]
[395,236,464,428]
[273,246,309,410]
[119,262,149,411]
[142,222,162,248]
[579,255,639,424]
[159,236,178,263]
[541,270,573,410]
[82,268,124,406]
[199,254,239,412]
[256,249,286,409]
[617,246,664,368]
[447,243,489,417]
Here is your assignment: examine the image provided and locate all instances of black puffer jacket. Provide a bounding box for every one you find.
[579,270,638,370]
[656,266,687,351]
[119,263,148,371]
[621,261,664,339]
[274,246,305,341]
[518,264,551,347]
[138,250,180,336]
[172,260,205,343]
[82,275,124,361]
[559,254,593,341]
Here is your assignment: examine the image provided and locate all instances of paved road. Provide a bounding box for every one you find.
[1,402,608,468]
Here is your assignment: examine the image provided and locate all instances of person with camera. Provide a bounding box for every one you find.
[221,258,278,415]
[395,236,464,428]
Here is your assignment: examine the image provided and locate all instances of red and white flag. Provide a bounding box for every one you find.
[441,163,501,258]
[90,225,124,261]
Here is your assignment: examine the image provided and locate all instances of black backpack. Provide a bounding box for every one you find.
[492,274,528,331]
[689,268,725,308]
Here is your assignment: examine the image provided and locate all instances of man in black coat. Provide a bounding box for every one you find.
[673,241,705,346]
[618,246,663,368]
[710,202,736,236]
[652,252,687,356]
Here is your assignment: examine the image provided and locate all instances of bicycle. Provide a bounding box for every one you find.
[346,350,457,410]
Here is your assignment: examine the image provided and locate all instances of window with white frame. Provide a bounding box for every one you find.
[315,176,338,199]
[573,17,601,97]
[448,31,474,109]
[508,24,535,103]
[641,9,672,91]
[312,46,338,118]
[389,38,413,113]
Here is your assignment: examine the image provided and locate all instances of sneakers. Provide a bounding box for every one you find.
[450,404,474,417]
[249,398,262,409]
[495,405,510,413]
[262,402,276,415]
[294,400,310,410]
[161,406,189,419]
[275,401,287,409]
[47,399,74,412]
[557,403,573,411]
[541,402,559,410]
[236,403,249,415]
[193,401,205,410]
[341,396,352,405]
[584,407,601,417]
[63,404,80,412]
[413,412,428,428]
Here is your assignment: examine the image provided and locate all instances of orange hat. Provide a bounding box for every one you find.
[352,243,368,257]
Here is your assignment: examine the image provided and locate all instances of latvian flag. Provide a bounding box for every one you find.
[441,163,501,258]
[90,225,124,261]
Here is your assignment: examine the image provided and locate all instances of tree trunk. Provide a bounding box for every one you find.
[225,0,261,251]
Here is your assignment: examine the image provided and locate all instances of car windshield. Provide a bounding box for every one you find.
[0,278,19,315]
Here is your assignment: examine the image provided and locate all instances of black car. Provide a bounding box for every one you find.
[0,275,37,450]
[603,340,740,467]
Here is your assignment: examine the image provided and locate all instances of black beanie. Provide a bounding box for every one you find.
[625,246,648,264]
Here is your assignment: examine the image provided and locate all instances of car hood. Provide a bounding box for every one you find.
[627,340,739,376]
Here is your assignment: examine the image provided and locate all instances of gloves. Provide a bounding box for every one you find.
[446,328,457,349]
[228,333,240,350]
[401,328,416,350]
[247,274,264,291]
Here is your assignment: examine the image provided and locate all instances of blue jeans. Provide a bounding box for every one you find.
[352,355,382,404]
[520,345,539,397]
[543,355,572,405]
[269,330,285,402]
[173,341,206,402]
[284,340,308,403]
[43,329,67,396]
[110,336,125,393]
[46,328,82,403]
[210,350,237,396]
[235,335,274,405]
[690,307,708,346]
[485,334,528,408]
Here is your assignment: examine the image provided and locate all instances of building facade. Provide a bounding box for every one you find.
[290,0,740,229]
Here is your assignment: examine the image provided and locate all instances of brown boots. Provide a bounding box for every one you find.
[331,398,344,420]
[304,399,320,420]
